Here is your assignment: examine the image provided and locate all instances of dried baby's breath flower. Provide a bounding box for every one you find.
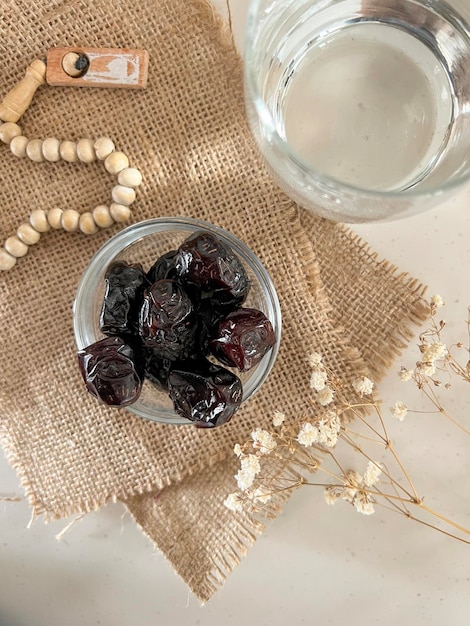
[235,471,254,492]
[418,362,436,377]
[392,401,408,421]
[227,300,470,543]
[363,461,382,487]
[297,422,319,447]
[317,385,335,406]
[235,454,261,491]
[342,486,358,503]
[252,486,272,504]
[251,428,277,455]
[310,368,328,392]
[421,341,448,364]
[353,492,375,515]
[307,352,323,367]
[346,469,363,487]
[352,376,374,396]
[399,367,414,382]
[224,492,243,513]
[317,411,341,447]
[430,294,445,309]
[272,410,286,427]
[324,486,341,506]
[242,454,261,474]
[341,469,362,503]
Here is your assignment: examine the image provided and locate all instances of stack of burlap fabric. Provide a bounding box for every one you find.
[0,0,427,602]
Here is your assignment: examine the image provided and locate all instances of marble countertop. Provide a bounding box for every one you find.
[1,2,470,624]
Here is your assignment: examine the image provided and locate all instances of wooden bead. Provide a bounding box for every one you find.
[61,209,80,232]
[10,135,29,158]
[0,248,17,271]
[26,139,44,162]
[47,208,64,229]
[94,137,115,160]
[92,205,114,228]
[30,209,51,232]
[118,167,142,187]
[4,235,29,258]
[111,184,136,206]
[79,212,98,235]
[17,222,41,245]
[0,122,22,144]
[42,137,61,162]
[110,203,132,223]
[59,140,78,162]
[104,151,129,174]
[76,138,96,163]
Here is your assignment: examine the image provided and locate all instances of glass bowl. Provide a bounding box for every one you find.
[73,217,282,425]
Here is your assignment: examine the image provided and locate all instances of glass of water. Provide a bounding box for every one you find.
[244,0,470,222]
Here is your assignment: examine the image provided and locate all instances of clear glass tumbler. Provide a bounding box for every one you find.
[244,0,470,222]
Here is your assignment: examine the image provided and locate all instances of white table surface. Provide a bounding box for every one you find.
[2,2,470,624]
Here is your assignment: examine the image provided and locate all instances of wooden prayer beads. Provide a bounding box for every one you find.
[0,58,143,271]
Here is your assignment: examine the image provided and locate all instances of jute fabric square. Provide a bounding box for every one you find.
[0,0,427,601]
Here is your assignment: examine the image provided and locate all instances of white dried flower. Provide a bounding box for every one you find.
[430,294,444,309]
[392,401,408,421]
[421,341,448,363]
[235,471,255,492]
[317,411,341,447]
[346,469,363,487]
[233,443,243,458]
[307,352,323,367]
[342,486,358,503]
[324,486,340,506]
[419,362,436,377]
[352,376,374,396]
[317,385,335,406]
[272,410,286,427]
[363,461,382,487]
[241,454,261,474]
[310,368,328,391]
[224,492,243,513]
[342,470,362,502]
[235,454,261,491]
[251,428,277,455]
[399,367,413,382]
[252,486,272,504]
[353,492,375,515]
[297,422,319,447]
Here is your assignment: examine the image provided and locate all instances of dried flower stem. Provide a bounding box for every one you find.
[419,381,470,436]
[226,298,470,545]
[343,409,421,502]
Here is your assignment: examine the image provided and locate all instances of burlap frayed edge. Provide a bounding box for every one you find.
[290,205,373,384]
[0,424,227,522]
[126,493,265,605]
[336,224,429,378]
[123,454,297,604]
[194,0,241,71]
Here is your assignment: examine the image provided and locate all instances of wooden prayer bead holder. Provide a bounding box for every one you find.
[46,47,149,89]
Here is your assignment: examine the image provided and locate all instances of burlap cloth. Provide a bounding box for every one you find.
[0,0,427,602]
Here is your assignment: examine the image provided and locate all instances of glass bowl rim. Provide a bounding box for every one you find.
[73,216,282,425]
